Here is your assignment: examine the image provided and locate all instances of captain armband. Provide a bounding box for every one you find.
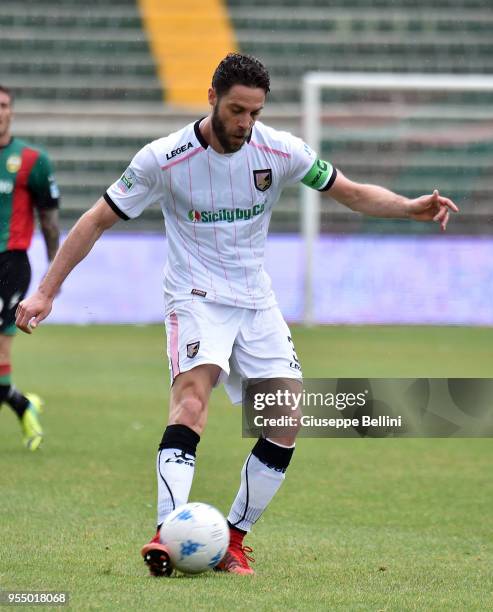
[301,159,337,192]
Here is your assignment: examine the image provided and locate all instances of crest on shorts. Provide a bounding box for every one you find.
[187,341,200,359]
[253,169,272,192]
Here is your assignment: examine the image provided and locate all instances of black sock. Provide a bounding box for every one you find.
[0,385,29,419]
[158,424,200,454]
[0,385,9,405]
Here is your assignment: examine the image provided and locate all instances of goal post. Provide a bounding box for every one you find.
[301,72,493,326]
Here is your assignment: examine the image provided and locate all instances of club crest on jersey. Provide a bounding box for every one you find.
[253,169,272,192]
[187,341,200,359]
[6,154,21,174]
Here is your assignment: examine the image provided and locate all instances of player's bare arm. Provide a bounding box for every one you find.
[326,169,459,231]
[15,198,120,333]
[37,207,60,262]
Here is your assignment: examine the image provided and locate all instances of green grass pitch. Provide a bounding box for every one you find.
[1,325,492,610]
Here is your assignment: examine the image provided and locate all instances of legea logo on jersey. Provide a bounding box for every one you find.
[166,142,193,160]
[188,203,265,223]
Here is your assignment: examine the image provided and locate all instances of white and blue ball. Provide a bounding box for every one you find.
[159,502,229,574]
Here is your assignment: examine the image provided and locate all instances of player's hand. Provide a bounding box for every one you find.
[15,291,53,334]
[408,189,459,231]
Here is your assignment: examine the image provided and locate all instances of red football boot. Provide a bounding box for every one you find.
[215,527,255,575]
[141,532,173,577]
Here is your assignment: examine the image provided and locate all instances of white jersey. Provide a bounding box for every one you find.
[105,119,336,311]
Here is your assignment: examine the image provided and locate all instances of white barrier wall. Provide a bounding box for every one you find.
[27,233,493,326]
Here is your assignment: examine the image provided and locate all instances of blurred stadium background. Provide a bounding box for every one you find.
[2,0,492,325]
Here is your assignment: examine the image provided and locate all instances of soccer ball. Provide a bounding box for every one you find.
[159,502,229,574]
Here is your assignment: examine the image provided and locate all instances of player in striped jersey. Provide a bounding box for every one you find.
[15,55,458,573]
[0,85,60,450]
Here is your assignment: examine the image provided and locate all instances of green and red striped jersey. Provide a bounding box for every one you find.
[0,137,59,253]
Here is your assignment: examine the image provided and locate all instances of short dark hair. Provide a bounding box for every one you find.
[212,53,270,97]
[0,85,13,104]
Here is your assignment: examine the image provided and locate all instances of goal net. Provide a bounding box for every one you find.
[301,72,493,325]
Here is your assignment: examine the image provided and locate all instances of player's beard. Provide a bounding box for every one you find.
[211,105,249,153]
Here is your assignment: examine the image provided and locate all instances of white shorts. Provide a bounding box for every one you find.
[165,301,302,404]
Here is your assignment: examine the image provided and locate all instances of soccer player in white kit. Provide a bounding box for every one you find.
[16,54,458,576]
